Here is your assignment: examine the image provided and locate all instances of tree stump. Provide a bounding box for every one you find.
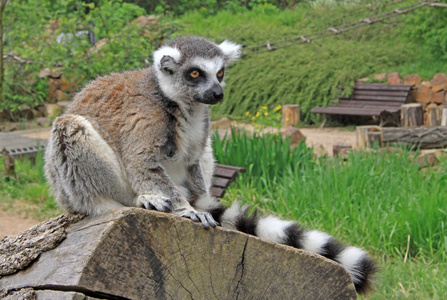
[0,208,357,299]
[356,126,382,149]
[401,103,423,127]
[427,105,444,126]
[282,105,300,127]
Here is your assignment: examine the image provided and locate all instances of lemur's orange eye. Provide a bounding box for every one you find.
[217,70,224,78]
[190,70,200,78]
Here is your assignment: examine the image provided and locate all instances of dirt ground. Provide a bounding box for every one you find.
[0,127,356,239]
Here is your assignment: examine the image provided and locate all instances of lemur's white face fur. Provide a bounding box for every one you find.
[153,36,241,105]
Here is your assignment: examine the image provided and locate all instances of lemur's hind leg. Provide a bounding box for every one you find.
[45,114,138,216]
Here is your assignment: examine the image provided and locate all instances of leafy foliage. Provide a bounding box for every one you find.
[175,4,414,122]
[2,0,176,116]
[401,5,447,61]
[135,0,300,16]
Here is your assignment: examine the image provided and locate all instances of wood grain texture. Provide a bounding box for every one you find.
[382,126,447,149]
[0,208,356,299]
[400,104,423,127]
[0,213,86,278]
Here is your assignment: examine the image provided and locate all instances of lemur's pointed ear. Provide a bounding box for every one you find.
[218,40,242,63]
[153,46,181,74]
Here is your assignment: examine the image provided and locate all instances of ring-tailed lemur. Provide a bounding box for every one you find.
[44,36,376,294]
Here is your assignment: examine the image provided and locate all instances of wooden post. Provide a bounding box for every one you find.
[356,126,382,148]
[401,103,423,127]
[427,105,444,126]
[282,105,300,127]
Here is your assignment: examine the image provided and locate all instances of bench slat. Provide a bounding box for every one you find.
[337,100,404,107]
[312,106,399,116]
[212,177,231,188]
[213,167,238,180]
[354,84,413,91]
[215,164,246,173]
[350,95,408,102]
[210,187,226,198]
[353,90,410,98]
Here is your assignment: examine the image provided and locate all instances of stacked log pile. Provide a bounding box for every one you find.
[367,72,447,125]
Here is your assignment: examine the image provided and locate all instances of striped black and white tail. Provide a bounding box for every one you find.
[203,200,376,294]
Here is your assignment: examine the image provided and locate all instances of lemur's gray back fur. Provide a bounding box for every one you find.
[44,36,376,294]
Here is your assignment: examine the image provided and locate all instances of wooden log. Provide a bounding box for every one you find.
[382,126,447,149]
[356,126,382,148]
[442,108,447,126]
[282,104,300,127]
[367,132,383,148]
[427,105,444,126]
[401,103,423,127]
[0,208,357,300]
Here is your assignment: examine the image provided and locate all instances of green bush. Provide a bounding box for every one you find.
[1,0,175,117]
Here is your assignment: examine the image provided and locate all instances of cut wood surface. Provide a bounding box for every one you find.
[0,208,357,300]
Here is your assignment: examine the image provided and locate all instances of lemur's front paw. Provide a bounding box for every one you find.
[177,210,219,229]
[139,194,173,212]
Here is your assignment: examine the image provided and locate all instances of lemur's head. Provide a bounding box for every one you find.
[153,36,241,105]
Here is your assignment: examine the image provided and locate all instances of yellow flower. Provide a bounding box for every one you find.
[255,112,260,118]
[261,106,268,110]
[252,116,256,120]
[264,112,268,116]
[286,118,290,121]
[274,105,282,111]
[233,120,237,124]
[245,111,250,116]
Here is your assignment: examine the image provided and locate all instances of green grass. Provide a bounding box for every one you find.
[0,152,60,220]
[2,132,446,298]
[213,130,447,299]
[171,2,447,123]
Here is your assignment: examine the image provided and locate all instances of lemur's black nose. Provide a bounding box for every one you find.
[212,85,224,101]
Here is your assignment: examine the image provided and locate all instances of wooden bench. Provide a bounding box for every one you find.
[211,164,246,198]
[311,83,413,127]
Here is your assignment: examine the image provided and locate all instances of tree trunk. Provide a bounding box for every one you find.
[0,208,357,299]
[400,103,423,127]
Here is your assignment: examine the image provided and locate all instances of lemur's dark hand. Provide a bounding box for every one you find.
[139,194,173,212]
[186,211,220,229]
